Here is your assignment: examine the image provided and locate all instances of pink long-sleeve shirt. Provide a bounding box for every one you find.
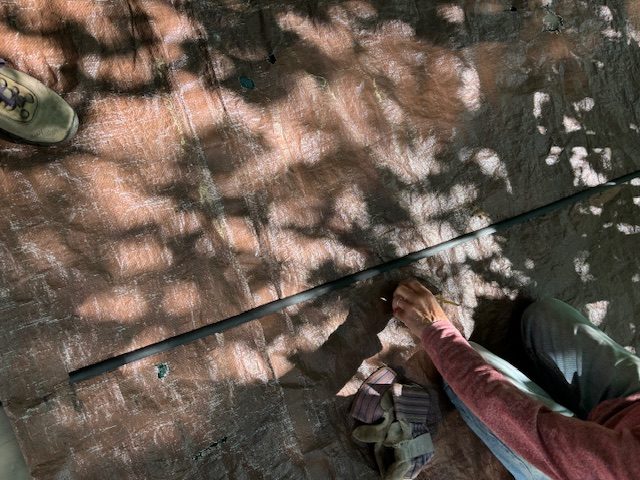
[421,320,640,480]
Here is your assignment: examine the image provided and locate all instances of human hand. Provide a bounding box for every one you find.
[392,279,450,337]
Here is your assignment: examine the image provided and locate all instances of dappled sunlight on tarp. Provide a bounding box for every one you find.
[0,0,639,478]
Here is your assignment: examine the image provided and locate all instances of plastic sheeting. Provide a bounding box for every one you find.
[0,0,639,478]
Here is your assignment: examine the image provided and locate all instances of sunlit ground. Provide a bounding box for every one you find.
[0,0,639,478]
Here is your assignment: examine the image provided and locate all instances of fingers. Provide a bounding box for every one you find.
[392,293,411,320]
[392,292,420,320]
[392,301,422,325]
[392,295,399,310]
[395,279,433,301]
[393,284,417,304]
[404,278,432,295]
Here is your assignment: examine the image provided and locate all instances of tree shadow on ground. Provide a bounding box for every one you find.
[0,0,640,478]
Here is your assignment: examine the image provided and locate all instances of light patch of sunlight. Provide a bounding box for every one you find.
[232,342,271,383]
[162,209,205,238]
[468,207,492,230]
[590,206,603,215]
[574,251,595,282]
[533,92,550,119]
[573,97,595,112]
[455,229,502,262]
[332,186,370,230]
[633,196,640,206]
[444,183,479,209]
[344,1,377,20]
[489,256,523,282]
[339,360,384,397]
[277,9,364,59]
[563,115,582,133]
[474,148,512,193]
[545,145,563,165]
[386,135,438,182]
[599,5,614,22]
[524,259,535,269]
[632,178,640,186]
[616,223,640,234]
[597,6,624,40]
[80,52,101,79]
[585,300,609,326]
[458,65,481,112]
[593,147,613,169]
[77,287,149,322]
[489,257,531,285]
[628,23,640,46]
[569,147,607,186]
[631,124,640,133]
[288,302,350,352]
[339,319,417,396]
[264,334,296,379]
[108,236,174,278]
[337,376,365,397]
[372,80,404,122]
[602,28,623,39]
[632,274,640,282]
[437,4,465,23]
[162,281,201,317]
[378,318,414,349]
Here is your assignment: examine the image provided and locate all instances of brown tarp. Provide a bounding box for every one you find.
[0,0,639,478]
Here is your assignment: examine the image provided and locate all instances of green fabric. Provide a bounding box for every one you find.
[352,391,433,480]
[392,432,434,461]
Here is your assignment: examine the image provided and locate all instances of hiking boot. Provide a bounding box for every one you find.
[0,59,78,145]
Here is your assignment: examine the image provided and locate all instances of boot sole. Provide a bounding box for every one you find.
[0,112,79,147]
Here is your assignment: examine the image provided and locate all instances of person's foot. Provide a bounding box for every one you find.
[0,59,78,145]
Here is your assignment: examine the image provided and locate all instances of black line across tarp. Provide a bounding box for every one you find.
[69,169,640,383]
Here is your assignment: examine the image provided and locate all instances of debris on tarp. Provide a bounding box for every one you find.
[238,76,255,90]
[156,363,170,380]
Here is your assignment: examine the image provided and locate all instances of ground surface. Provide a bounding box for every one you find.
[0,0,639,479]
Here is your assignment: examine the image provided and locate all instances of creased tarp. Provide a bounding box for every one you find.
[1,289,509,480]
[4,176,639,480]
[2,0,640,394]
[0,0,639,478]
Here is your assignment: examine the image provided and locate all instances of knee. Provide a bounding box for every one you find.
[521,297,587,343]
[523,297,557,322]
[521,297,566,342]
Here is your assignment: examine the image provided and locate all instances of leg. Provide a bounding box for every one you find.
[445,342,573,480]
[521,298,640,418]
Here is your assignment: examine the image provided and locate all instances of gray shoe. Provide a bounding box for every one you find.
[0,59,78,145]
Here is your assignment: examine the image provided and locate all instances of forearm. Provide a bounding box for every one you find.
[421,321,640,480]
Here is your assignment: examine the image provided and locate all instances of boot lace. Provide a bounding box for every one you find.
[0,58,34,119]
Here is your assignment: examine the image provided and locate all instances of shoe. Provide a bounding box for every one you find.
[0,59,78,145]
